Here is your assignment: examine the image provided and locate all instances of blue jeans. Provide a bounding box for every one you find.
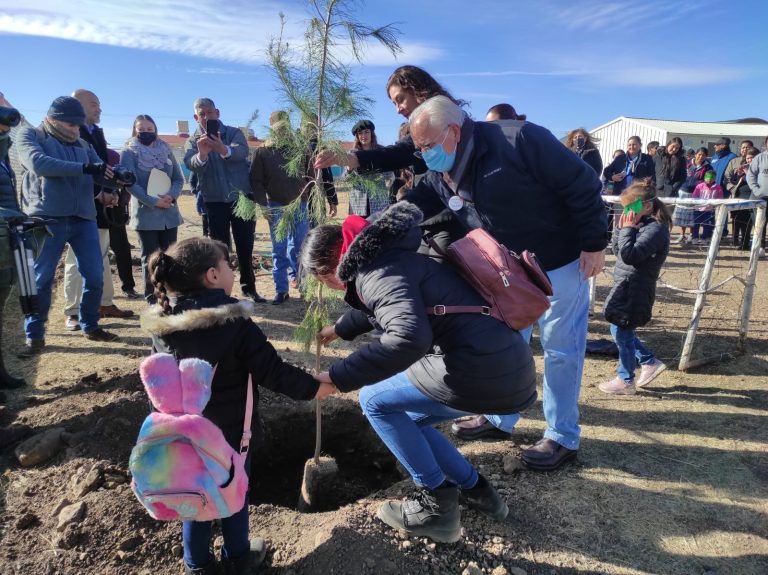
[137,228,178,301]
[183,455,251,569]
[359,372,479,490]
[692,211,715,240]
[267,201,309,294]
[25,216,103,340]
[610,323,656,382]
[485,259,589,450]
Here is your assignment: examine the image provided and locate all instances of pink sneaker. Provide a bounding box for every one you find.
[598,377,636,395]
[636,360,666,387]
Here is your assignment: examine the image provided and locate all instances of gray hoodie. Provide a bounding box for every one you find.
[747,150,768,199]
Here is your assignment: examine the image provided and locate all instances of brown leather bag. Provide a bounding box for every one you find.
[425,228,553,330]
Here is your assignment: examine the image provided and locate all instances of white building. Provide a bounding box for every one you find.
[589,117,768,167]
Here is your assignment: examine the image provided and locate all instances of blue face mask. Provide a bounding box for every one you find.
[421,130,456,172]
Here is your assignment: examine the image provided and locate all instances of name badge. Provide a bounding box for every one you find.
[448,195,464,211]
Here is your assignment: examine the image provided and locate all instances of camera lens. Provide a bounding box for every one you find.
[0,106,21,128]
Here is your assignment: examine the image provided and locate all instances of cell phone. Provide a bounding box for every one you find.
[205,119,219,139]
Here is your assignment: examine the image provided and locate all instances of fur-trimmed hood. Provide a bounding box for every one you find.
[142,299,254,337]
[337,201,423,283]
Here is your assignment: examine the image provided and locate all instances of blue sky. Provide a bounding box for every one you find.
[1,0,766,149]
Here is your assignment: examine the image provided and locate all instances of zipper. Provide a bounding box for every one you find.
[499,271,510,287]
[143,489,207,507]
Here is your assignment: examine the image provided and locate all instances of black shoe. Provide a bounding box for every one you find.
[271,292,289,305]
[450,415,512,441]
[520,438,577,471]
[122,288,141,300]
[83,328,119,342]
[184,560,220,575]
[459,474,509,521]
[18,339,45,358]
[222,538,267,575]
[0,369,26,389]
[242,289,267,303]
[65,315,80,331]
[377,483,461,543]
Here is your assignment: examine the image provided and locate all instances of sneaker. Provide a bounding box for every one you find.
[99,304,134,319]
[242,288,267,303]
[377,483,461,543]
[121,288,141,300]
[18,339,45,358]
[272,292,290,305]
[83,328,119,342]
[636,360,667,387]
[220,537,267,575]
[598,377,636,395]
[459,474,508,521]
[691,238,706,246]
[65,315,81,331]
[672,234,686,244]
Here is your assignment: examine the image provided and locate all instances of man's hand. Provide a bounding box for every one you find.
[579,250,605,279]
[315,378,337,400]
[207,133,228,156]
[328,203,338,217]
[611,173,625,183]
[156,195,174,209]
[196,136,213,161]
[317,325,338,346]
[315,150,359,170]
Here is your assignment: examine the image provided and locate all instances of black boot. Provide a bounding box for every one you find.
[377,483,461,543]
[222,538,267,575]
[184,560,220,575]
[460,474,508,521]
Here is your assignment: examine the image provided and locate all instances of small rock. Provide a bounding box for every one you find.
[116,550,128,560]
[462,562,483,575]
[15,428,65,467]
[401,540,412,550]
[118,536,142,551]
[15,512,37,529]
[79,552,87,561]
[502,454,526,474]
[72,466,104,498]
[57,501,87,532]
[55,524,81,549]
[509,567,528,575]
[492,566,509,575]
[426,543,437,552]
[51,497,72,518]
[172,544,183,558]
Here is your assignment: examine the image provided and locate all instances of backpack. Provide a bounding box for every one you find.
[425,228,553,330]
[129,353,252,522]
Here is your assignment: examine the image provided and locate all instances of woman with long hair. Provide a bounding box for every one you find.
[344,120,393,216]
[120,114,184,303]
[565,128,602,176]
[655,137,687,198]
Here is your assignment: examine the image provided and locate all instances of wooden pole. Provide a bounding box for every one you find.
[679,204,728,371]
[738,202,767,350]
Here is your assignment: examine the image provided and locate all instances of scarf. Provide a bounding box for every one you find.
[125,136,172,172]
[42,118,79,144]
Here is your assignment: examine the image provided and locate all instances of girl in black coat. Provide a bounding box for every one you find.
[600,179,670,395]
[303,202,536,543]
[142,237,326,575]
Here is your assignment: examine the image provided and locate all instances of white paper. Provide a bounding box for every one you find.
[147,168,171,198]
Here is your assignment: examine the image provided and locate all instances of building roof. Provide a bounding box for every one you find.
[592,116,768,138]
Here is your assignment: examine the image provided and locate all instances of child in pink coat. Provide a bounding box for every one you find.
[691,171,723,244]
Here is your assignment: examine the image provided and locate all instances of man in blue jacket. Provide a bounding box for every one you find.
[17,96,121,354]
[407,96,607,471]
[184,98,265,303]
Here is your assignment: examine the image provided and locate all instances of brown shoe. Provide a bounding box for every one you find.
[83,328,119,342]
[100,304,134,319]
[520,438,577,471]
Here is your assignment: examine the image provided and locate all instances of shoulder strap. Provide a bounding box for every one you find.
[210,364,253,456]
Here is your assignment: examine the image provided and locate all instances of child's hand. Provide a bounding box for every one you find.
[315,373,337,400]
[618,212,641,229]
[317,325,338,346]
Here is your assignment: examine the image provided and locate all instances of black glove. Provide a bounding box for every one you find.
[82,163,107,176]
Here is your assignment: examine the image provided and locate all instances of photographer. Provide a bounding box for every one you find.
[16,95,127,355]
[0,101,26,396]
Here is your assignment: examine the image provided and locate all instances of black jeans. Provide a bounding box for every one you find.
[138,228,178,301]
[205,202,256,292]
[108,224,135,291]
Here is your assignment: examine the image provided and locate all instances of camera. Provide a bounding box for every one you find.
[0,106,21,128]
[111,165,136,186]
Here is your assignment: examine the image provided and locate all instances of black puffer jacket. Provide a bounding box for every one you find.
[142,290,319,449]
[0,153,18,211]
[329,202,537,415]
[604,216,670,329]
[655,147,687,198]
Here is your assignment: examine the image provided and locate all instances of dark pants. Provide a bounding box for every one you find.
[206,202,256,292]
[138,228,178,301]
[108,224,135,292]
[744,212,768,249]
[732,211,751,247]
[692,211,715,240]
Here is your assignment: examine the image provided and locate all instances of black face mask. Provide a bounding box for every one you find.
[137,132,157,146]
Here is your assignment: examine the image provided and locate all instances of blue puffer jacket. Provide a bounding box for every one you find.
[16,126,105,220]
[183,124,251,203]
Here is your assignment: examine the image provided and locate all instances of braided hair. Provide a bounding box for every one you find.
[147,237,229,314]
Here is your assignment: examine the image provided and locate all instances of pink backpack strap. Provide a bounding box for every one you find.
[211,365,253,456]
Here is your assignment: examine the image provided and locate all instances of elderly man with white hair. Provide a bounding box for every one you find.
[406,95,607,471]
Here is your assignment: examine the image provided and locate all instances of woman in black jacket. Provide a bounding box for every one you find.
[600,179,670,395]
[565,128,603,176]
[655,137,687,198]
[603,135,656,195]
[304,202,536,543]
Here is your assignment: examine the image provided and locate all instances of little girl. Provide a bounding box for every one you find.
[600,179,670,395]
[142,237,332,575]
[691,171,723,245]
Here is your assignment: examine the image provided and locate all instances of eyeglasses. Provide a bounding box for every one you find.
[413,129,449,160]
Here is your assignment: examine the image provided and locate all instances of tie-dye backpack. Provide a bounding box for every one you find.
[129,353,253,521]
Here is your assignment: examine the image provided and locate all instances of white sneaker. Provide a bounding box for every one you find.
[636,360,667,387]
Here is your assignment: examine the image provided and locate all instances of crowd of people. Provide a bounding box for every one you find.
[1,64,768,574]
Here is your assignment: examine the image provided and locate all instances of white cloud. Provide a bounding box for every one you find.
[602,67,750,88]
[544,0,710,32]
[0,1,435,66]
[440,69,583,78]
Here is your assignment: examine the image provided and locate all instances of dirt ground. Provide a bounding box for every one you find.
[0,194,766,575]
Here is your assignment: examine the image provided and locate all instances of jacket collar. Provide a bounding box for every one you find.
[141,290,254,336]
